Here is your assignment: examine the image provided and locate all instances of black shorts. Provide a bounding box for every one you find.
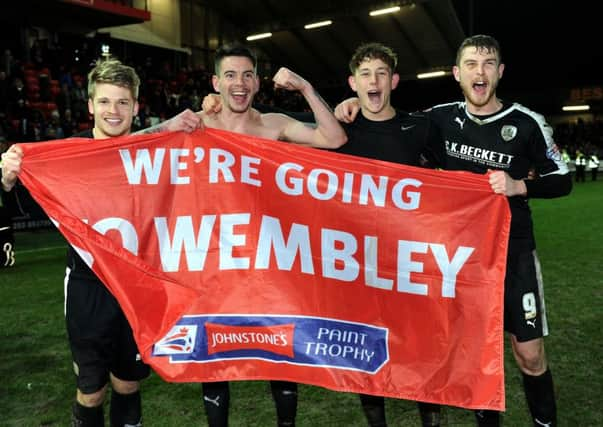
[503,241,549,342]
[65,268,150,394]
[0,203,14,268]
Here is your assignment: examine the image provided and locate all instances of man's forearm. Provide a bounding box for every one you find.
[525,173,572,198]
[301,85,346,147]
[1,174,15,192]
[132,121,169,135]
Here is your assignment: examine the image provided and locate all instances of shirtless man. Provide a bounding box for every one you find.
[199,43,346,427]
[199,44,346,150]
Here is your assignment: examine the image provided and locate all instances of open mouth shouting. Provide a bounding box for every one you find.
[364,88,386,113]
[367,89,382,105]
[472,80,489,96]
[230,90,250,105]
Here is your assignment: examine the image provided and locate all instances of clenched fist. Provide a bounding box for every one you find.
[273,67,310,93]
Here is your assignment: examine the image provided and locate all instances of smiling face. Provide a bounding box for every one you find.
[88,83,138,139]
[212,56,259,114]
[348,58,399,121]
[453,45,505,114]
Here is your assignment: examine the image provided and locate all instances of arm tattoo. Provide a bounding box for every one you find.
[132,122,168,135]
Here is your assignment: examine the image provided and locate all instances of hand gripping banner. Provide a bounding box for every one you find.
[18,129,510,410]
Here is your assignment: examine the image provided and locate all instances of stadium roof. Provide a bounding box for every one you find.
[0,0,150,33]
[207,0,600,112]
[2,0,599,113]
[217,0,598,85]
[209,0,466,87]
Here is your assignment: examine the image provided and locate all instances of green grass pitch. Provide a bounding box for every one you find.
[1,180,601,426]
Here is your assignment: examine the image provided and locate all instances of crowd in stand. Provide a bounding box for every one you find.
[0,39,602,167]
[0,41,311,154]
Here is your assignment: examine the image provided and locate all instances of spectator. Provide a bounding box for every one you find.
[147,84,167,116]
[588,152,599,181]
[56,82,72,119]
[31,39,46,69]
[45,110,64,140]
[0,71,8,112]
[61,109,77,138]
[70,78,88,121]
[8,77,27,115]
[2,49,15,77]
[58,64,74,89]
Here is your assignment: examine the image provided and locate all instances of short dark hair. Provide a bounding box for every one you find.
[349,43,397,74]
[456,34,501,65]
[214,44,257,75]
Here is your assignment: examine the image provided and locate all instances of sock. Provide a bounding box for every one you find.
[417,402,440,427]
[202,381,230,427]
[270,381,298,427]
[474,409,500,427]
[523,369,557,426]
[72,401,104,427]
[358,394,386,427]
[110,390,142,427]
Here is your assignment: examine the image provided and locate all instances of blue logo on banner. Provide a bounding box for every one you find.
[152,315,389,373]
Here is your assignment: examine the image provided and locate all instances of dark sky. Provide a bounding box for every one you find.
[451,0,601,91]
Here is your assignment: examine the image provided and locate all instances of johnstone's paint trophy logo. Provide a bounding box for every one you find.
[153,325,197,355]
[152,315,389,374]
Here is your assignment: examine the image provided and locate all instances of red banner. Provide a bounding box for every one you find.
[19,129,510,410]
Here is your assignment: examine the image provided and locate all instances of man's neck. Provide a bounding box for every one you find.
[215,108,258,132]
[466,97,503,116]
[361,105,396,122]
[92,127,131,139]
